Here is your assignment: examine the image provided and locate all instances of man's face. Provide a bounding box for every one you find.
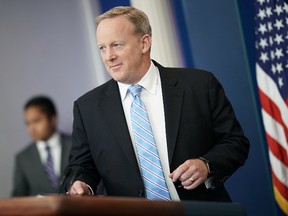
[96,16,151,84]
[24,106,56,141]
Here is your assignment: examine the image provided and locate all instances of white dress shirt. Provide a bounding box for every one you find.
[36,132,62,177]
[118,61,180,201]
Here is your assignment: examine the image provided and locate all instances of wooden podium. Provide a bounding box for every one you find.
[0,195,247,215]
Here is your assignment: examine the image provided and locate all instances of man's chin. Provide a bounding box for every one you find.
[111,75,125,83]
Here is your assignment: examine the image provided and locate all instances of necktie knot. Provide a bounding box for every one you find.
[128,84,142,98]
[45,144,50,152]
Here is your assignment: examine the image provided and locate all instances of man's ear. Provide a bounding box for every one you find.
[51,115,58,128]
[141,34,151,53]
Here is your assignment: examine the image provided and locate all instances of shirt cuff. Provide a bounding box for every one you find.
[204,177,215,189]
[86,184,94,195]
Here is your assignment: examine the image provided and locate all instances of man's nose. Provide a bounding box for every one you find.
[105,48,116,61]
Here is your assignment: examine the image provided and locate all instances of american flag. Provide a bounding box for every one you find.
[255,0,288,214]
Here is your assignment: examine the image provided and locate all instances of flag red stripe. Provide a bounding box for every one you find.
[266,133,288,167]
[271,169,288,201]
[258,88,288,144]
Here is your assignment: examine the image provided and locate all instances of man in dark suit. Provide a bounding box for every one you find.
[12,96,72,196]
[62,6,249,201]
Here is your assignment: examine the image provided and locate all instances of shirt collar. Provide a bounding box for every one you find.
[118,61,158,101]
[36,132,60,149]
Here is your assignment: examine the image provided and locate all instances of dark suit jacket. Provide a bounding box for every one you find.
[64,61,249,201]
[12,133,72,196]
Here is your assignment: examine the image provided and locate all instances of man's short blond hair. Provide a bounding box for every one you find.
[96,6,152,37]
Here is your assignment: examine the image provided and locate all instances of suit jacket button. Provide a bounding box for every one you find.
[138,190,144,197]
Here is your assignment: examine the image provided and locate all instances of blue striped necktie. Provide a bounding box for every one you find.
[44,145,58,189]
[129,84,171,200]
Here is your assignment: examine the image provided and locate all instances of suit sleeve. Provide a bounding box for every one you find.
[60,101,100,194]
[11,156,29,197]
[203,73,250,187]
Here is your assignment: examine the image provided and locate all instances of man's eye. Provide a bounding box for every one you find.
[113,43,123,49]
[99,46,105,52]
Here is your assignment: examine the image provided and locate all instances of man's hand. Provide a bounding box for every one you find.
[169,159,209,190]
[66,180,92,195]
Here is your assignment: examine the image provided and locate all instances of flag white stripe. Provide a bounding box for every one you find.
[269,150,288,188]
[256,63,288,129]
[262,109,288,150]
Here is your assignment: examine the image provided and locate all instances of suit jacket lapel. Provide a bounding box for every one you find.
[100,80,140,172]
[158,64,184,165]
[98,63,183,171]
[29,144,53,191]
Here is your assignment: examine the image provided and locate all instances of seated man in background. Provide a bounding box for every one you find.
[11,95,72,196]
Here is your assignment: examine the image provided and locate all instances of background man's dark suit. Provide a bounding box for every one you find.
[64,61,249,201]
[12,133,72,196]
